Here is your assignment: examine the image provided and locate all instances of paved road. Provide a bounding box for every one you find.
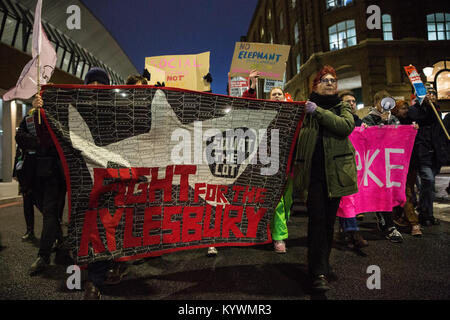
[1,194,449,302]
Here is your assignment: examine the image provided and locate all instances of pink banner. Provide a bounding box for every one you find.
[337,125,417,218]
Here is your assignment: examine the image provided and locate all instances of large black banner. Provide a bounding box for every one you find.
[41,85,304,264]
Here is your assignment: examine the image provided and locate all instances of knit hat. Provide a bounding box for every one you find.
[312,65,337,91]
[392,99,408,116]
[84,67,110,85]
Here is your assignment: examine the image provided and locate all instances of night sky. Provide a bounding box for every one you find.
[82,0,259,94]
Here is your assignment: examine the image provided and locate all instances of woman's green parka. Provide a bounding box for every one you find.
[294,101,358,201]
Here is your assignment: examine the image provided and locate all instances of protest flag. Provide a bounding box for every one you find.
[2,0,56,102]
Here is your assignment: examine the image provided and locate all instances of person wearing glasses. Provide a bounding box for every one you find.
[242,70,294,254]
[294,65,357,292]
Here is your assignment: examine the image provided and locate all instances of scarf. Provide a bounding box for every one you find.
[369,108,383,118]
[369,107,399,125]
[309,91,340,110]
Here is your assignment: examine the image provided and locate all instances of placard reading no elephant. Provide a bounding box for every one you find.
[229,42,290,81]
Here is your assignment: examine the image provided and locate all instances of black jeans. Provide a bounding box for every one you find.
[375,212,394,230]
[88,260,114,287]
[32,176,65,260]
[418,165,439,220]
[23,192,35,232]
[306,178,341,277]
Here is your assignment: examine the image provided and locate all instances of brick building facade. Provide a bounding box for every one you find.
[245,0,450,114]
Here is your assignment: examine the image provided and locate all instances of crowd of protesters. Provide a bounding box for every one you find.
[9,63,449,299]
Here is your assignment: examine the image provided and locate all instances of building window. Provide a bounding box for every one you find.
[26,34,33,54]
[270,32,273,44]
[329,20,356,51]
[382,14,393,40]
[326,0,353,10]
[294,23,299,43]
[268,8,271,20]
[0,10,4,32]
[296,54,301,73]
[1,16,18,46]
[81,63,90,80]
[62,50,72,72]
[292,0,296,8]
[423,61,450,100]
[427,13,450,41]
[280,13,284,30]
[261,27,264,38]
[13,22,24,51]
[76,60,84,78]
[56,46,64,69]
[71,55,79,75]
[436,71,450,99]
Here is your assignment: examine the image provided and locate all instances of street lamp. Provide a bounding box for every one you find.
[423,67,434,78]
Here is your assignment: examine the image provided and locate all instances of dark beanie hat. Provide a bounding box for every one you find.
[84,67,110,85]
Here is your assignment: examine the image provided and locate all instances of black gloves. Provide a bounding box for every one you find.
[142,68,151,81]
[142,69,164,87]
[203,73,213,83]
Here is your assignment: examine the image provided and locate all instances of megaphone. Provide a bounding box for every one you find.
[381,97,396,111]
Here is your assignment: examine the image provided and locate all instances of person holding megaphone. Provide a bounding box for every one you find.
[362,90,403,243]
[362,90,399,126]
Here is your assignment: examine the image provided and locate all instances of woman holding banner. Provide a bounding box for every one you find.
[16,95,66,276]
[391,100,422,236]
[294,65,357,292]
[268,86,294,254]
[243,70,294,254]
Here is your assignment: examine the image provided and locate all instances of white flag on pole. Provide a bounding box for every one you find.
[3,0,57,101]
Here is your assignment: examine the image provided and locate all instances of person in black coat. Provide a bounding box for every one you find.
[407,89,448,226]
[15,97,66,276]
[443,113,450,195]
[12,143,36,242]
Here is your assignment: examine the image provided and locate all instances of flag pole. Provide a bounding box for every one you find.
[256,77,260,99]
[428,99,450,140]
[37,53,41,124]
